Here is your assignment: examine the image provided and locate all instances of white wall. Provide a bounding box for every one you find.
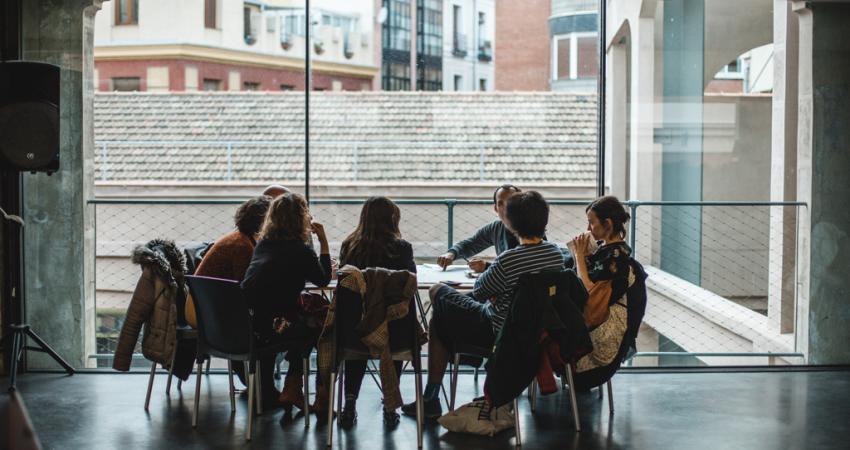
[95,0,378,68]
[442,0,495,91]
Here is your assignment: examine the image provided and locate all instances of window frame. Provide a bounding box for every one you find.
[114,0,138,26]
[204,0,217,29]
[551,31,597,81]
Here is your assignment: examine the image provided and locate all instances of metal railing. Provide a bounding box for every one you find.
[89,198,806,367]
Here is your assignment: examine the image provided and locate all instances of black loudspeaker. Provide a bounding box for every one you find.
[0,61,60,174]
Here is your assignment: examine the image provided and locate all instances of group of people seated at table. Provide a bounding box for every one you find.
[189,182,637,427]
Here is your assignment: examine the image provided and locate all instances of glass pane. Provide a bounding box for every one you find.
[605,1,801,366]
[91,0,309,368]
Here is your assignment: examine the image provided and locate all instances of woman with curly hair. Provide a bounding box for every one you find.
[241,193,332,412]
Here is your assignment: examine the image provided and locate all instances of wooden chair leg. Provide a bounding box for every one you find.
[246,372,255,441]
[303,357,310,429]
[514,397,522,447]
[192,360,203,428]
[565,364,581,432]
[144,363,156,411]
[227,360,236,413]
[327,371,337,448]
[449,353,460,411]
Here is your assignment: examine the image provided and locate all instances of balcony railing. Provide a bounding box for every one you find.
[88,197,806,367]
[452,33,468,57]
[478,40,492,62]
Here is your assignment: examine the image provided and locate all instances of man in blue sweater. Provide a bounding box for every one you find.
[404,191,567,419]
[437,184,523,273]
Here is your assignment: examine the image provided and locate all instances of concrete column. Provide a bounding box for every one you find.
[607,29,629,199]
[767,0,799,334]
[793,1,850,364]
[660,0,703,284]
[20,0,101,369]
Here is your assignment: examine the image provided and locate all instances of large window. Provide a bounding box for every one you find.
[204,0,217,29]
[114,0,138,25]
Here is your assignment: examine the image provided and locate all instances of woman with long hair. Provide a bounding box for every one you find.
[241,193,332,412]
[337,196,416,427]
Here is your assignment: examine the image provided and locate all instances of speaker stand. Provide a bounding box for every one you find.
[1,323,75,392]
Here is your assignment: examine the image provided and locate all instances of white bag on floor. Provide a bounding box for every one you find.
[437,398,516,436]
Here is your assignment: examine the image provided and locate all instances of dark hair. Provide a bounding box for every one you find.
[586,195,631,239]
[340,196,402,267]
[493,184,521,204]
[234,196,271,236]
[260,193,311,243]
[505,191,549,238]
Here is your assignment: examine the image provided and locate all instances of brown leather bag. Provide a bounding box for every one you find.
[583,280,613,329]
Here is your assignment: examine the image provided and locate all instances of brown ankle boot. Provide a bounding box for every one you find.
[278,373,305,411]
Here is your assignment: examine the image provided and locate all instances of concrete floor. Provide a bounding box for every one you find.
[5,369,850,449]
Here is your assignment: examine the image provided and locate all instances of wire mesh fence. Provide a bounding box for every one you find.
[91,199,804,367]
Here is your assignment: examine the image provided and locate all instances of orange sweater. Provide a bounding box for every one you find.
[185,230,255,327]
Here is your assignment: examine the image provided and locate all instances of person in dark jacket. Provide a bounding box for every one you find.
[335,196,417,427]
[436,184,522,272]
[241,193,332,412]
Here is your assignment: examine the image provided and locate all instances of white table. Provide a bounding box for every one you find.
[306,263,478,323]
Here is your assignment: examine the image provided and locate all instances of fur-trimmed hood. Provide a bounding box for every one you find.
[131,238,187,286]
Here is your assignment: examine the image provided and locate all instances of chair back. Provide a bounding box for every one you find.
[185,275,252,359]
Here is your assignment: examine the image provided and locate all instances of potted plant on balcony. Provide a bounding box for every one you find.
[314,39,325,55]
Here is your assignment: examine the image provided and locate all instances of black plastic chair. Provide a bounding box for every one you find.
[185,275,312,441]
[326,272,424,448]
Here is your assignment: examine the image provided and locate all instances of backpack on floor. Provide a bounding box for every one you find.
[438,397,515,436]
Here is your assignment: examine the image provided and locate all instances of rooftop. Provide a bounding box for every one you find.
[94,91,598,185]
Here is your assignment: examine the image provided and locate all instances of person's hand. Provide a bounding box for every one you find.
[467,258,487,273]
[571,233,590,258]
[311,221,327,239]
[437,252,455,269]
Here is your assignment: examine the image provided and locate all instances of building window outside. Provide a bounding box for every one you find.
[452,5,466,57]
[479,78,487,91]
[383,0,412,52]
[114,0,138,26]
[417,0,442,58]
[111,77,141,91]
[280,84,295,91]
[417,66,442,91]
[204,0,217,29]
[454,74,462,91]
[244,4,260,45]
[553,33,597,81]
[202,78,222,91]
[243,82,261,91]
[382,62,411,91]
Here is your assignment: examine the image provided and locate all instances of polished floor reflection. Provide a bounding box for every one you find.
[7,369,850,449]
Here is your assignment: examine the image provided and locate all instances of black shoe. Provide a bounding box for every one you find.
[383,409,400,427]
[401,398,442,420]
[340,401,357,428]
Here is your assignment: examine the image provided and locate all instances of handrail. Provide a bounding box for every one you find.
[86,198,808,207]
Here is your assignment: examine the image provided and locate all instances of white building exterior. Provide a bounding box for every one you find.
[94,0,379,91]
[442,0,495,91]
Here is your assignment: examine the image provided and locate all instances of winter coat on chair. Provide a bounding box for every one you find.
[113,239,188,374]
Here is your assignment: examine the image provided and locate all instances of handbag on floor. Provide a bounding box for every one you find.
[437,397,515,436]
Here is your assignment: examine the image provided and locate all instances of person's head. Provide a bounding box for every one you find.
[493,184,522,222]
[585,195,630,242]
[341,196,402,266]
[234,195,272,237]
[260,192,311,243]
[504,191,549,240]
[262,184,290,199]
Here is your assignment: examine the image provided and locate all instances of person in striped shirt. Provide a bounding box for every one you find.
[402,191,566,419]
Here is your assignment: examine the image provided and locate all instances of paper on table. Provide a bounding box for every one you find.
[421,263,467,272]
